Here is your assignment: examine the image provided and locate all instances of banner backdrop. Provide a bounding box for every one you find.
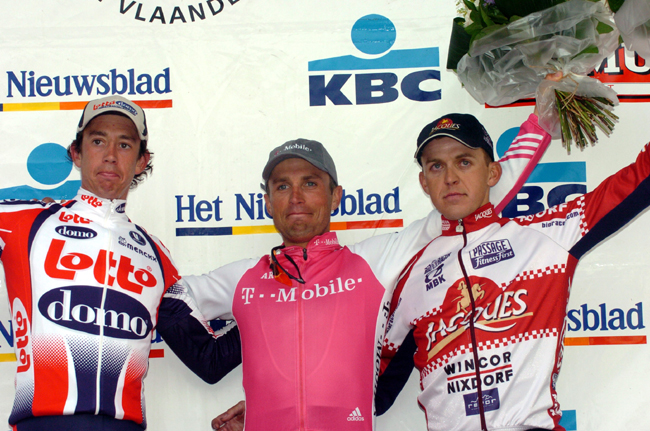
[1,1,650,430]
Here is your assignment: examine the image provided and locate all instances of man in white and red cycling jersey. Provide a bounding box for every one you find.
[182,111,550,431]
[378,109,650,430]
[0,95,241,431]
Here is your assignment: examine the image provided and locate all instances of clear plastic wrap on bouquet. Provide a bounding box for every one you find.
[615,0,650,61]
[456,0,620,106]
[535,74,619,139]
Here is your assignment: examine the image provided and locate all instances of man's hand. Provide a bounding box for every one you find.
[534,71,564,117]
[212,400,245,431]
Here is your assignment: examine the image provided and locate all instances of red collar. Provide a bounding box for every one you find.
[441,203,500,236]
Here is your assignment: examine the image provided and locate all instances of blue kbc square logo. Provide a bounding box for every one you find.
[308,14,440,106]
[0,143,80,200]
[463,388,500,416]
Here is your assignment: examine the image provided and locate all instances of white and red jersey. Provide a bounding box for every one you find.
[0,189,180,428]
[380,143,650,431]
[184,115,550,431]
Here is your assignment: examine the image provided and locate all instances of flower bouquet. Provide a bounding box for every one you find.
[610,0,650,61]
[448,0,621,153]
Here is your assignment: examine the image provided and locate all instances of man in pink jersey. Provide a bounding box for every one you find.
[181,111,551,431]
[379,109,650,430]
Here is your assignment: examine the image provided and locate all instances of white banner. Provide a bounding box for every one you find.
[1,1,650,430]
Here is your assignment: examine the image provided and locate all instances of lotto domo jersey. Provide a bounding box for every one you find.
[0,190,179,428]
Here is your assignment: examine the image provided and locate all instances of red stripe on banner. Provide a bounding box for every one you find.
[59,101,88,110]
[149,349,165,358]
[135,100,173,108]
[58,100,173,110]
[564,335,647,346]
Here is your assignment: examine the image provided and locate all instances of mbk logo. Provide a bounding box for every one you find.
[44,239,157,294]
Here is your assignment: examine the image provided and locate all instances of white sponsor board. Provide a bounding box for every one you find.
[1,1,650,430]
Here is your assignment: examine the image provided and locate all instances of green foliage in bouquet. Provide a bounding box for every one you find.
[494,0,566,18]
[447,0,614,70]
[606,0,625,13]
[447,0,566,69]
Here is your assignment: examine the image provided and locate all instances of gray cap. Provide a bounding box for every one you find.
[77,95,148,141]
[262,139,338,185]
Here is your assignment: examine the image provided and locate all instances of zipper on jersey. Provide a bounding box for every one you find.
[456,219,488,431]
[298,247,307,430]
[95,200,117,414]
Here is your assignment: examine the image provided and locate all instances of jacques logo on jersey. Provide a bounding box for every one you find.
[38,286,153,339]
[422,277,532,358]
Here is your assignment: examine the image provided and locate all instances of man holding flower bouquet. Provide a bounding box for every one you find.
[378,93,650,430]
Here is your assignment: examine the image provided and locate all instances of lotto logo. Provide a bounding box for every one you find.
[44,239,157,295]
[81,195,102,208]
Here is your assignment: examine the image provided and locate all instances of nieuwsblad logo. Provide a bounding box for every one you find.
[7,67,171,98]
[308,14,440,107]
[100,0,243,24]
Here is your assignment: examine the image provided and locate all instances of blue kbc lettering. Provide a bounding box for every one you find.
[308,14,440,106]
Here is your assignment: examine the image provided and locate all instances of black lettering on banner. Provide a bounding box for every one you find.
[114,0,239,24]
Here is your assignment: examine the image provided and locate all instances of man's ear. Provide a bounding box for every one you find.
[487,161,502,187]
[71,144,82,168]
[264,193,273,217]
[330,185,343,212]
[419,171,430,196]
[135,151,151,175]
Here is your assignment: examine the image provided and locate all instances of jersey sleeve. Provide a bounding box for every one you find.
[182,258,259,320]
[156,282,242,384]
[516,142,650,258]
[350,114,550,289]
[147,233,182,291]
[492,113,552,213]
[377,248,426,411]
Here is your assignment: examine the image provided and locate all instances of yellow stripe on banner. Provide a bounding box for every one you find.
[0,353,16,362]
[233,225,278,235]
[3,102,62,112]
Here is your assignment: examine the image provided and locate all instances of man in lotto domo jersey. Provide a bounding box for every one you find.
[0,95,241,431]
[185,107,550,431]
[378,110,650,431]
